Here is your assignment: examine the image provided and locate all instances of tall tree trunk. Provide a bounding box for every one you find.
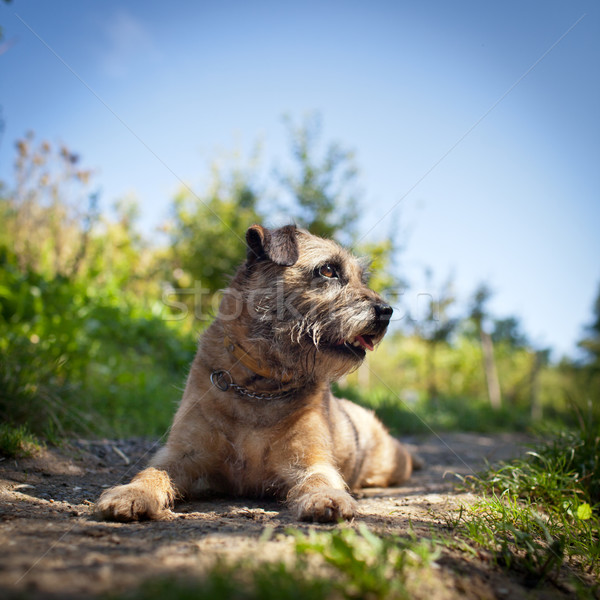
[530,352,543,421]
[426,341,438,400]
[480,330,502,409]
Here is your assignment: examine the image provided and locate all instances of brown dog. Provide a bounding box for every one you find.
[95,224,413,523]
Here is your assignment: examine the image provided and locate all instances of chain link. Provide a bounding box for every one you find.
[210,370,296,401]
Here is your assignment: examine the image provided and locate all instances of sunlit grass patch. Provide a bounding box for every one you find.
[455,494,568,581]
[114,526,446,600]
[451,416,600,587]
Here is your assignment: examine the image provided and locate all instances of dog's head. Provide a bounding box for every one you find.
[220,224,393,382]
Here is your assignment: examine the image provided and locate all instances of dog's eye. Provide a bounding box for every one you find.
[318,264,338,279]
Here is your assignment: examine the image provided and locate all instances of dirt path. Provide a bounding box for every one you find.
[0,432,573,599]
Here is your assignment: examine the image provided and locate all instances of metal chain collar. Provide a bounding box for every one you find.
[210,370,297,401]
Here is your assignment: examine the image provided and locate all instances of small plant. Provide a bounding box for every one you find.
[0,423,42,457]
[291,524,441,599]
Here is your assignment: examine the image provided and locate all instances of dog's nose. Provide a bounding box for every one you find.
[374,303,393,321]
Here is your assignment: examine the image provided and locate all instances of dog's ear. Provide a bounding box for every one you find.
[246,224,299,266]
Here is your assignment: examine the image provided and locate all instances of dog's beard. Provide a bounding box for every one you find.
[230,275,389,382]
[253,307,388,381]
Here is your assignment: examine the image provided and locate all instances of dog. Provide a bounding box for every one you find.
[95,224,413,523]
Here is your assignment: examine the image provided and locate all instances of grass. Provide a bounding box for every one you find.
[0,423,42,457]
[0,333,92,435]
[114,510,598,600]
[453,495,569,582]
[111,563,333,600]
[111,525,443,600]
[450,412,600,588]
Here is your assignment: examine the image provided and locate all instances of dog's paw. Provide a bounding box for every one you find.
[293,488,358,523]
[94,483,171,522]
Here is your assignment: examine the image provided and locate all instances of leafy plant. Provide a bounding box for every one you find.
[291,524,440,600]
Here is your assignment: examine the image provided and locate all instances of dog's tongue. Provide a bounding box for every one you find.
[356,335,374,351]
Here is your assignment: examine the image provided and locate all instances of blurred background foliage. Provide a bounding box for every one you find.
[0,116,599,452]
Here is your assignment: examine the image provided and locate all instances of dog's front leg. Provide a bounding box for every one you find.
[286,461,358,522]
[94,466,176,522]
[95,441,206,522]
[278,411,358,522]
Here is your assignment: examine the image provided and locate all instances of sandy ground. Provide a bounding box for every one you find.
[0,432,590,599]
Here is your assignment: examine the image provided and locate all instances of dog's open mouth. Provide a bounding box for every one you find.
[319,333,379,358]
[339,334,374,351]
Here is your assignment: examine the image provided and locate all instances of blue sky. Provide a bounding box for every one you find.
[0,0,598,358]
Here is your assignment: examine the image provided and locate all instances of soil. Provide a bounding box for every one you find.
[0,432,591,599]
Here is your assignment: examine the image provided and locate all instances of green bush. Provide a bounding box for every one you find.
[0,248,195,440]
[333,383,533,435]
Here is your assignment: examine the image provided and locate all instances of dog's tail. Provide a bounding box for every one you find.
[411,452,425,471]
